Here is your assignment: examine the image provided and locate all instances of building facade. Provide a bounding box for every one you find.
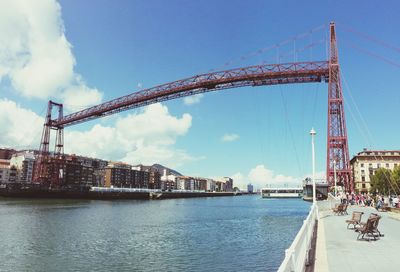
[0,159,17,183]
[247,183,254,193]
[105,162,150,188]
[350,149,400,193]
[222,177,233,192]
[105,162,132,187]
[215,180,226,192]
[76,156,108,187]
[133,164,161,189]
[10,151,35,183]
[0,148,16,160]
[148,170,161,189]
[174,176,208,191]
[206,178,216,192]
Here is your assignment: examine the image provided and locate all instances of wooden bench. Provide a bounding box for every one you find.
[379,203,390,212]
[332,203,348,215]
[342,203,349,215]
[346,211,364,229]
[356,213,383,240]
[332,203,342,215]
[356,216,377,240]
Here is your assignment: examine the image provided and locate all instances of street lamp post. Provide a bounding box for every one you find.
[333,158,337,197]
[310,128,316,203]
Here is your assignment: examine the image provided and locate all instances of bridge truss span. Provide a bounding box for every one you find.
[54,61,329,127]
[35,22,353,193]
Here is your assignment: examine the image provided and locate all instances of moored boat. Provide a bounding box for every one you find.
[261,187,303,198]
[302,178,329,201]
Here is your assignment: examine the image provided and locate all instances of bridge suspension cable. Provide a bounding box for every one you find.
[342,40,400,70]
[209,24,327,72]
[341,71,400,194]
[338,23,400,54]
[262,39,326,65]
[279,85,303,177]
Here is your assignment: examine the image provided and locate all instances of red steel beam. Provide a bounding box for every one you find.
[53,61,329,127]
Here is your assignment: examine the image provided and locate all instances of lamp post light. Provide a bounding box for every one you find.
[333,157,337,197]
[310,128,316,203]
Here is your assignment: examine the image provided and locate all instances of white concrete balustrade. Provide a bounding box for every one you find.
[278,203,318,272]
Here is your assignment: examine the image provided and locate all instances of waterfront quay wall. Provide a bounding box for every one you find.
[0,185,236,200]
[154,191,235,199]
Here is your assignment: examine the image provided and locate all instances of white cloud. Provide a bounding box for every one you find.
[183,94,203,105]
[0,99,43,148]
[65,103,201,168]
[0,98,201,169]
[230,172,246,187]
[221,133,240,142]
[0,0,102,109]
[231,164,327,190]
[231,164,303,190]
[62,80,103,112]
[248,165,275,183]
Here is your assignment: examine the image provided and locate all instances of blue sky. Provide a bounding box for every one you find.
[1,0,399,189]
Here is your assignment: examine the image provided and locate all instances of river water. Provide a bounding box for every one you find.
[0,195,310,272]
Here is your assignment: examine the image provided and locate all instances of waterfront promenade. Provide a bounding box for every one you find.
[315,203,400,271]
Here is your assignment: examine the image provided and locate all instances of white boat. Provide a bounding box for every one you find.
[261,187,303,198]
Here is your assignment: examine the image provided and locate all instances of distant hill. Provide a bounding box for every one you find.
[151,164,183,176]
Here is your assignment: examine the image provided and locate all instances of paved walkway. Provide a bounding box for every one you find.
[315,204,400,272]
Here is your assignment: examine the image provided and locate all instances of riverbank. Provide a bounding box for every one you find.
[0,186,237,200]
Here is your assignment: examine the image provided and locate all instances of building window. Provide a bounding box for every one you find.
[369,163,372,168]
[377,163,380,168]
[369,170,373,176]
[361,170,365,174]
[386,163,390,168]
[362,176,365,182]
[362,184,366,188]
[360,163,364,168]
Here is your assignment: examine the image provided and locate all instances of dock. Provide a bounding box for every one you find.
[315,203,400,271]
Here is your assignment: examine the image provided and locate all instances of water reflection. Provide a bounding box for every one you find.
[0,196,310,272]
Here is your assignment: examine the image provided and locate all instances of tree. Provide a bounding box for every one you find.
[370,168,392,195]
[391,165,400,194]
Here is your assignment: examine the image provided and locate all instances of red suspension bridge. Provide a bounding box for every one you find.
[34,22,353,192]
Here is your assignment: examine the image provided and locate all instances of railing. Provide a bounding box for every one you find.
[277,203,318,272]
[320,193,341,211]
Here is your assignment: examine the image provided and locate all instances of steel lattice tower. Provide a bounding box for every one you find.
[33,101,64,186]
[326,22,353,192]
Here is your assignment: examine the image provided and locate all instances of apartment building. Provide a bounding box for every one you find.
[105,162,150,188]
[10,151,35,183]
[350,149,400,193]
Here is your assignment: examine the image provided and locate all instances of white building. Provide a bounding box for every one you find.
[0,168,13,183]
[222,177,233,192]
[10,151,35,183]
[0,159,17,183]
[160,169,177,190]
[176,177,185,190]
[350,149,400,193]
[206,178,216,192]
